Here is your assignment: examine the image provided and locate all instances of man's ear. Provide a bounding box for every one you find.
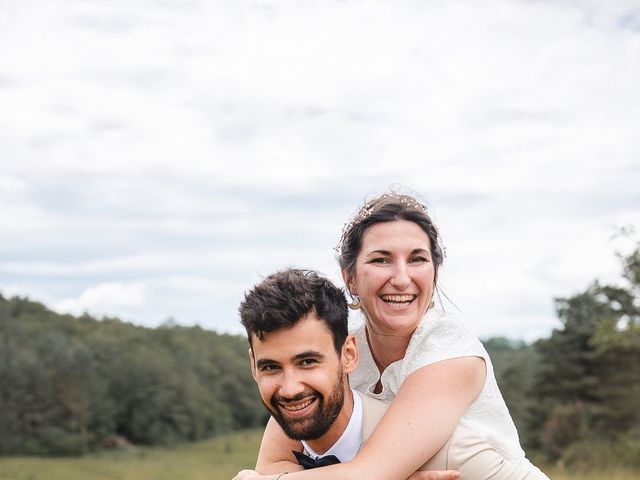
[248,348,258,382]
[341,335,358,374]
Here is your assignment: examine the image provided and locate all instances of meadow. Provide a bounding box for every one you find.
[0,430,261,480]
[0,429,635,480]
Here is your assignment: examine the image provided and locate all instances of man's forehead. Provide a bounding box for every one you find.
[250,315,336,358]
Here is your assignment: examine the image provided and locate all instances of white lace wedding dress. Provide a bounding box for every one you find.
[349,305,550,479]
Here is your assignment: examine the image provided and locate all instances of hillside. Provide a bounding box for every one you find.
[0,295,266,455]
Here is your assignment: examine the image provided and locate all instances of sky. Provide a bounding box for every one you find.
[1,0,639,341]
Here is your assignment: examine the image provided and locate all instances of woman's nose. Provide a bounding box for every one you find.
[390,262,411,289]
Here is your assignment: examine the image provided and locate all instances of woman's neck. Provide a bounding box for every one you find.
[365,325,411,373]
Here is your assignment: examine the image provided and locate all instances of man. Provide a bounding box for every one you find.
[238,269,532,479]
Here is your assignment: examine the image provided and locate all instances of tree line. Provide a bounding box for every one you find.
[485,237,640,469]
[0,297,266,455]
[1,239,638,468]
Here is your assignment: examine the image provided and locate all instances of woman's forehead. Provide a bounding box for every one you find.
[361,220,432,249]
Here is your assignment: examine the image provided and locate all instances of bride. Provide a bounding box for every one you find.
[235,192,549,480]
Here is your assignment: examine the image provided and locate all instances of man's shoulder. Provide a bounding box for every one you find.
[420,424,535,479]
[357,390,389,411]
[357,391,390,441]
[417,424,492,472]
[357,391,537,479]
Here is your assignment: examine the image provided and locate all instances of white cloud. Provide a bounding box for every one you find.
[54,282,147,317]
[0,0,638,338]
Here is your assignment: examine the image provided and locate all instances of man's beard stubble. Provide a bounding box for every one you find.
[267,368,345,441]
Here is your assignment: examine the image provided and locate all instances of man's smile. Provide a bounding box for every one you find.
[278,396,318,417]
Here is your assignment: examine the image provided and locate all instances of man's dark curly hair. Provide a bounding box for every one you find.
[239,269,348,353]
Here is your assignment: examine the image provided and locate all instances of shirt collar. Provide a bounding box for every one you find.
[301,388,363,463]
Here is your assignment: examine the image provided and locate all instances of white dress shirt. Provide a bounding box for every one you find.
[301,388,363,462]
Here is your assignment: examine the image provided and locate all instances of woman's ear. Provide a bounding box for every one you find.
[341,335,358,374]
[342,270,357,297]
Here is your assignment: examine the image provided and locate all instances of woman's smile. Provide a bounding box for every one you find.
[380,294,417,307]
[349,220,436,336]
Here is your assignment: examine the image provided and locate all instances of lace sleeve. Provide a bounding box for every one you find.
[400,308,488,381]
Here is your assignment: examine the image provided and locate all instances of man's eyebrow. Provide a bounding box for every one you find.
[293,350,325,361]
[255,358,278,369]
[255,351,326,369]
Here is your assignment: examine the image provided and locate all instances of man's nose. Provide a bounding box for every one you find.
[278,369,305,399]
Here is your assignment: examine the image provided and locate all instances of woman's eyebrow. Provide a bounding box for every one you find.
[366,248,430,256]
[366,249,391,256]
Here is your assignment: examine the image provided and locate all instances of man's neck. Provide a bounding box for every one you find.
[305,387,355,455]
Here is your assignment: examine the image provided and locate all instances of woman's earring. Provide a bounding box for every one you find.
[429,299,434,309]
[348,296,361,310]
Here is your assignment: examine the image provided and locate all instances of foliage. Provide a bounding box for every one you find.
[2,234,639,469]
[484,236,640,469]
[528,242,640,465]
[0,297,264,455]
[482,337,540,450]
[529,238,639,467]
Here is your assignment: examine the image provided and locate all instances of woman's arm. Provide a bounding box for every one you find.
[241,356,485,480]
[255,417,304,474]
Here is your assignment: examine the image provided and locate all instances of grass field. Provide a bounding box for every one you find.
[0,429,636,480]
[0,430,263,480]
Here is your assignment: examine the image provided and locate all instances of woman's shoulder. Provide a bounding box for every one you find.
[402,306,488,377]
[414,305,482,345]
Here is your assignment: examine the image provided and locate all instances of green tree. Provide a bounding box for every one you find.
[0,293,265,455]
[529,237,640,467]
[483,337,539,450]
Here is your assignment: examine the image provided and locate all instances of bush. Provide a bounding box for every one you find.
[561,435,640,471]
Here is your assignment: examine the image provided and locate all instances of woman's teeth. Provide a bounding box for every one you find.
[381,294,415,304]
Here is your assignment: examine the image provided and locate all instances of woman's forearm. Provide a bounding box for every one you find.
[252,358,484,480]
[235,463,460,480]
[255,417,305,473]
[255,460,303,475]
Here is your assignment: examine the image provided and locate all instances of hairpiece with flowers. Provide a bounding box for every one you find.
[334,193,444,257]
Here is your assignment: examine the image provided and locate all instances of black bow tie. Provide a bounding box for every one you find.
[292,450,341,469]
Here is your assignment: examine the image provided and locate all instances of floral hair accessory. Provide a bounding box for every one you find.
[335,193,432,254]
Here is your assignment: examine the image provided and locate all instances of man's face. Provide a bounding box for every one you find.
[250,314,355,440]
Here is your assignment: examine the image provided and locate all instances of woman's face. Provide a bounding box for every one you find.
[346,220,436,337]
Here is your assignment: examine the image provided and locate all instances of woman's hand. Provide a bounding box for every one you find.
[406,471,460,480]
[232,469,460,480]
[233,470,259,480]
[233,470,279,480]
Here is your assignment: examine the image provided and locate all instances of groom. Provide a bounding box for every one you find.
[239,269,530,479]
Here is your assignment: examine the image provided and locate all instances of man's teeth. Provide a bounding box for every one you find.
[381,294,415,303]
[282,398,315,411]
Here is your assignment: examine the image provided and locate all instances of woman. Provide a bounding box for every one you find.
[236,192,549,480]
